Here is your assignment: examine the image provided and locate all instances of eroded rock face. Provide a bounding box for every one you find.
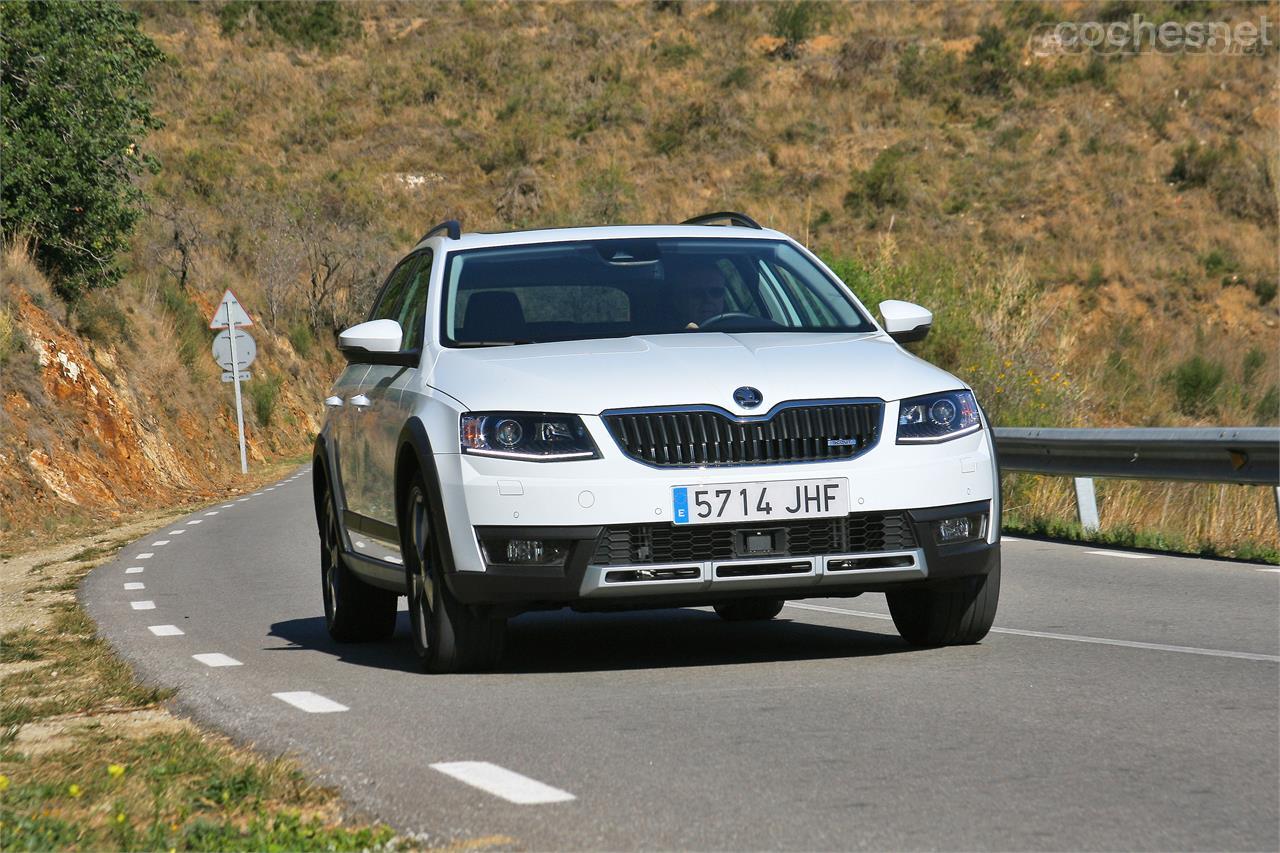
[0,291,321,546]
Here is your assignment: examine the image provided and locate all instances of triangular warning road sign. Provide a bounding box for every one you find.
[208,289,254,329]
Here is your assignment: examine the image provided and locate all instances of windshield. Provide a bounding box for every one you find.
[441,237,876,347]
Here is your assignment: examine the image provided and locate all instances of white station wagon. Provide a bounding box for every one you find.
[314,213,1000,672]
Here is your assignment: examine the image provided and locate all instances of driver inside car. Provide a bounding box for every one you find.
[672,262,731,330]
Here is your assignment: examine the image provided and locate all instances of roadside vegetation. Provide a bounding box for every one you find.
[1,3,1276,550]
[0,467,415,851]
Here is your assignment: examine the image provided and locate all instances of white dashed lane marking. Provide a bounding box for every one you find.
[237,498,250,503]
[124,582,144,591]
[135,553,154,560]
[152,540,170,546]
[204,511,219,516]
[169,530,186,535]
[221,504,234,509]
[186,520,202,525]
[272,691,348,713]
[1086,550,1157,560]
[430,762,576,805]
[193,653,242,668]
[784,602,1280,663]
[1256,568,1280,574]
[130,600,156,611]
[125,567,144,574]
[1001,536,1021,542]
[148,625,184,636]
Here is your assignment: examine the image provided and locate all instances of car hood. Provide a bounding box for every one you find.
[429,332,964,415]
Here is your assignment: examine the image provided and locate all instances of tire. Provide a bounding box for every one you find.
[320,482,397,643]
[713,597,785,622]
[887,563,1001,647]
[403,474,506,673]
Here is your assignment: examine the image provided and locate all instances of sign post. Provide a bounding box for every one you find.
[209,290,255,475]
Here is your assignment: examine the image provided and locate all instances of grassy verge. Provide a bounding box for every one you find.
[0,461,421,851]
[1003,513,1280,564]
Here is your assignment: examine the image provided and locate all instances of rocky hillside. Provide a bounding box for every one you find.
[1,0,1276,556]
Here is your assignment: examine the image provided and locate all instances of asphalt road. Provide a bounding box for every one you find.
[83,466,1280,851]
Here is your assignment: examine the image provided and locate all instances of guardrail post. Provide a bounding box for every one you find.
[1074,477,1100,533]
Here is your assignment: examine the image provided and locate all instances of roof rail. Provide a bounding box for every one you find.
[680,211,762,230]
[420,219,461,242]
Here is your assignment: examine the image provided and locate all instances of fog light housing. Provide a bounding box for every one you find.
[934,513,986,544]
[479,536,571,567]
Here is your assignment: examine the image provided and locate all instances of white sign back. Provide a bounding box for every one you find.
[212,329,256,371]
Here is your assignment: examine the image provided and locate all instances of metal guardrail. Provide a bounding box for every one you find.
[993,427,1280,532]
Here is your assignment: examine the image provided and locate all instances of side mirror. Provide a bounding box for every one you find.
[879,300,932,344]
[338,319,404,363]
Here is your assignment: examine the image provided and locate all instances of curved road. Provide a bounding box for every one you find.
[83,467,1280,850]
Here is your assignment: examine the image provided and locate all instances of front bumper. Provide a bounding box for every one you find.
[447,500,999,607]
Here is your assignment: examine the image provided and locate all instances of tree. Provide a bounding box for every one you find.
[1,0,163,302]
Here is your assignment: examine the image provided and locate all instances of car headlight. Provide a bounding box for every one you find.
[460,413,600,461]
[896,390,982,443]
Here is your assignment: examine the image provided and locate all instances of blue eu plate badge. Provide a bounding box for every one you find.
[672,487,690,524]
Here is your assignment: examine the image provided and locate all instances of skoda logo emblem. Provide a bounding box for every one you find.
[733,386,763,409]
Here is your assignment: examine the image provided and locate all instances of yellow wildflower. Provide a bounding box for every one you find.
[0,774,9,792]
[108,764,125,779]
[116,813,127,824]
[68,783,82,798]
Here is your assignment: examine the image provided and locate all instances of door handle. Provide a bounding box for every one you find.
[324,396,343,408]
[349,394,372,409]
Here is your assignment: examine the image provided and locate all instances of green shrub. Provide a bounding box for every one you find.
[965,26,1017,96]
[0,0,163,302]
[1255,386,1279,425]
[0,305,22,365]
[1242,347,1266,387]
[1168,354,1225,418]
[247,375,282,428]
[1168,141,1276,225]
[287,320,314,358]
[1199,248,1238,277]
[217,0,355,50]
[158,284,207,375]
[73,291,131,348]
[1253,278,1277,306]
[770,1,830,57]
[844,146,912,213]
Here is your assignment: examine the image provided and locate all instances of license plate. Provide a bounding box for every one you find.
[672,478,849,526]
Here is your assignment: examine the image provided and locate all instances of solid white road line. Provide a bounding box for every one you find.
[1086,550,1157,560]
[784,602,1280,663]
[125,567,144,574]
[124,582,145,591]
[151,540,170,546]
[430,761,576,805]
[148,625,184,636]
[135,553,153,560]
[1256,568,1280,574]
[130,600,156,610]
[272,691,348,713]
[192,653,242,667]
[1001,536,1022,542]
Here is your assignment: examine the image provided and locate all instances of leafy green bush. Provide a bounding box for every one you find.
[843,146,912,213]
[1168,354,1224,418]
[158,285,207,375]
[248,375,283,428]
[1255,386,1279,425]
[1253,278,1277,306]
[0,1,163,302]
[965,26,1016,96]
[73,291,131,348]
[770,1,830,57]
[217,0,355,50]
[287,320,314,358]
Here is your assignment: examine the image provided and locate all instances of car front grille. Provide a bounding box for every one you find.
[601,401,883,467]
[591,512,916,566]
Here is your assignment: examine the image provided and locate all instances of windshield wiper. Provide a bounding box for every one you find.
[453,340,534,348]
